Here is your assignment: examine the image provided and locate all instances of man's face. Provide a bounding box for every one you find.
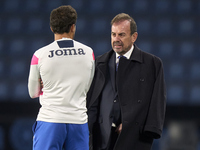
[111,20,137,55]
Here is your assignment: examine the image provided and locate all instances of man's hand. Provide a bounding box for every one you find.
[116,123,122,134]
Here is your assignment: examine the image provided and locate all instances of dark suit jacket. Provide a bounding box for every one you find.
[87,44,166,150]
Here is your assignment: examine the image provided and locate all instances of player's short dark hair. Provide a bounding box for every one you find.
[50,5,77,34]
[111,13,137,35]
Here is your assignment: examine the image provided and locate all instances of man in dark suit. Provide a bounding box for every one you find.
[87,13,166,150]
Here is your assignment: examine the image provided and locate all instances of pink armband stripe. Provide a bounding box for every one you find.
[31,55,39,65]
[92,52,95,60]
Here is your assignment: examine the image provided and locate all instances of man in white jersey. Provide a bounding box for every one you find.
[28,5,95,150]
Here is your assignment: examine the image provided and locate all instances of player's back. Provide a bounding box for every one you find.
[33,38,94,124]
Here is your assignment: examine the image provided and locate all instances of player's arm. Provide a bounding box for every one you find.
[28,54,42,98]
[87,51,95,91]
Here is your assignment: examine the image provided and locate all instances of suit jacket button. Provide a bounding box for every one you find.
[140,78,145,82]
[114,100,117,102]
[137,100,141,103]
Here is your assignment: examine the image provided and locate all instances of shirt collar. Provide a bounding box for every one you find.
[115,45,134,62]
[56,37,72,41]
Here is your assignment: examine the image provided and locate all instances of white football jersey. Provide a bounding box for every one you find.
[28,38,95,124]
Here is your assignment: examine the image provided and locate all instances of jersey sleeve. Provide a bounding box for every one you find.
[87,51,95,91]
[28,54,42,98]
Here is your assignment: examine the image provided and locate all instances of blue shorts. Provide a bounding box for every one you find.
[32,121,89,150]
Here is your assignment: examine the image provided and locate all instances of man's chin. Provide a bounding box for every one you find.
[114,49,123,55]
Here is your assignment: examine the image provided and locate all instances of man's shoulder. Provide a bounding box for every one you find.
[96,50,113,61]
[73,40,93,51]
[138,47,162,62]
[134,45,163,65]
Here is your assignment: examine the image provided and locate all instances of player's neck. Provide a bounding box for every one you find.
[54,32,74,41]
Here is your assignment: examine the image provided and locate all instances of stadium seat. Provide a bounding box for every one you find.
[12,81,30,100]
[110,0,127,13]
[6,17,22,34]
[3,0,21,12]
[190,62,200,80]
[9,118,35,150]
[88,0,105,14]
[76,18,87,34]
[44,0,62,13]
[158,41,174,58]
[0,18,2,32]
[27,17,45,34]
[9,39,26,57]
[136,19,151,35]
[156,19,172,35]
[0,60,5,78]
[155,0,171,13]
[131,0,149,14]
[9,60,27,79]
[0,39,5,56]
[190,86,200,104]
[27,38,49,55]
[179,19,194,34]
[67,0,84,12]
[24,0,41,12]
[167,84,185,104]
[0,81,9,100]
[176,0,192,14]
[92,18,108,34]
[136,40,153,53]
[169,62,185,80]
[179,42,195,59]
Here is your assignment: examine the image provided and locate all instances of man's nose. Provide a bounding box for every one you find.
[113,35,120,41]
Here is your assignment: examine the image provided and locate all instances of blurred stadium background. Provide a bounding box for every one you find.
[0,0,200,149]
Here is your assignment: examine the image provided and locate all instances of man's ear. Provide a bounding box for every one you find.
[70,24,76,33]
[132,32,138,43]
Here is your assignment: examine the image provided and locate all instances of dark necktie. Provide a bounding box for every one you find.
[116,55,126,71]
[113,55,126,128]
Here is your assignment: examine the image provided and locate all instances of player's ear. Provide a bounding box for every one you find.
[70,24,76,33]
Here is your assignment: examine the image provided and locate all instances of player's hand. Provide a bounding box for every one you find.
[39,78,43,88]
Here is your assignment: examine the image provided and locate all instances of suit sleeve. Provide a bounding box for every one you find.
[87,56,102,133]
[87,70,98,132]
[143,57,166,139]
[28,54,42,98]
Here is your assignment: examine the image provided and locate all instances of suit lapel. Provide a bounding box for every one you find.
[108,52,116,93]
[129,44,143,63]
